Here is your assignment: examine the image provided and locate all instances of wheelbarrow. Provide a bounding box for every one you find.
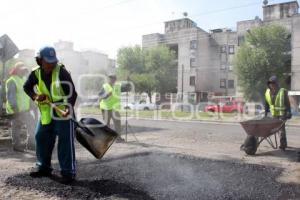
[240,117,286,155]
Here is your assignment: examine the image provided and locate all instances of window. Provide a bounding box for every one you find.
[190,76,195,86]
[220,45,227,53]
[228,80,235,88]
[188,93,196,104]
[190,58,196,67]
[220,64,226,70]
[229,45,235,54]
[190,40,197,49]
[220,79,226,88]
[238,36,245,46]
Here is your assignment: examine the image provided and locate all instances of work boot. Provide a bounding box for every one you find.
[12,145,26,152]
[59,175,75,185]
[279,138,287,151]
[115,137,125,143]
[29,168,52,178]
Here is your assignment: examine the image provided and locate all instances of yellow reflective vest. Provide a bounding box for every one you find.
[34,64,67,125]
[265,88,286,117]
[5,75,30,114]
[99,83,121,111]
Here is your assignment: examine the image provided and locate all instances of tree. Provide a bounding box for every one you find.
[234,25,291,102]
[117,45,177,102]
[130,73,157,101]
[144,45,177,96]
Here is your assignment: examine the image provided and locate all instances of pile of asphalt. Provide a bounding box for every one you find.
[4,152,300,200]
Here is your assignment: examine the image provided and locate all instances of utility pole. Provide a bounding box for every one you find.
[181,64,184,112]
[225,31,229,96]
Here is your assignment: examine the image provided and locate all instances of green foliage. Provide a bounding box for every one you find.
[130,73,157,99]
[234,25,291,101]
[117,45,144,74]
[117,45,177,100]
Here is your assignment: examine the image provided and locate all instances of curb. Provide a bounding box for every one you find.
[136,118,300,127]
[81,113,300,127]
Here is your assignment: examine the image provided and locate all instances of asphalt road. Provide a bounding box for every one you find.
[1,118,300,199]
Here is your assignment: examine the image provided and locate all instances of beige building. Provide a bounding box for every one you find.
[142,0,300,103]
[237,1,299,91]
[81,50,110,74]
[54,41,116,88]
[143,18,237,102]
[17,49,36,68]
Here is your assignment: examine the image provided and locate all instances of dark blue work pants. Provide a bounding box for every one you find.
[35,119,76,178]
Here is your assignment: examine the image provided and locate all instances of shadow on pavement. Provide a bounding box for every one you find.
[124,141,172,149]
[5,173,154,200]
[121,125,165,135]
[255,146,300,162]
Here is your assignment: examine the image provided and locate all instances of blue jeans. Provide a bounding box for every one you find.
[35,119,76,178]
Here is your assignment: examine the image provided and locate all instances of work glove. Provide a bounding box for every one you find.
[34,94,47,102]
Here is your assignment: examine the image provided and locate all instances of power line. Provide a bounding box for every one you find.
[190,0,275,18]
[107,0,276,33]
[94,0,137,11]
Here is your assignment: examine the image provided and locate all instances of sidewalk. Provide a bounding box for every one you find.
[79,108,300,127]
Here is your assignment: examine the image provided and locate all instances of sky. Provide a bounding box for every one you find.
[0,0,298,59]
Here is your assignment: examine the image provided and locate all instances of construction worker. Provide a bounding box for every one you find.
[23,46,77,184]
[265,75,292,150]
[99,73,125,142]
[5,62,33,152]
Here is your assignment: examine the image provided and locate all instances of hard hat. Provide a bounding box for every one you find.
[107,72,117,78]
[14,61,25,68]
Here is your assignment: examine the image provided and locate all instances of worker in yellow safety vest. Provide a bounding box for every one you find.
[6,62,34,152]
[99,73,128,142]
[265,75,292,150]
[23,46,77,184]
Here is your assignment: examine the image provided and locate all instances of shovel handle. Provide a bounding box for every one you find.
[39,98,69,117]
[37,98,82,127]
[48,103,68,116]
[49,103,81,127]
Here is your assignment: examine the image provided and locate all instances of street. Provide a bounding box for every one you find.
[0,118,300,199]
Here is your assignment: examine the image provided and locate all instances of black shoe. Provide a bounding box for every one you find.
[29,168,52,178]
[115,137,125,143]
[279,139,287,150]
[59,176,75,185]
[13,146,25,152]
[279,144,287,151]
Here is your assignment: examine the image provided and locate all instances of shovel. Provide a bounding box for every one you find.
[46,100,119,159]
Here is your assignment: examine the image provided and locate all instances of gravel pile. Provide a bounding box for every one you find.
[3,151,300,200]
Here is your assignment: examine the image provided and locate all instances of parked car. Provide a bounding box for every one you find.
[78,96,99,107]
[205,101,244,113]
[123,101,158,111]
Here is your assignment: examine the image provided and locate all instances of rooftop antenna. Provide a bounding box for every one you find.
[263,0,268,6]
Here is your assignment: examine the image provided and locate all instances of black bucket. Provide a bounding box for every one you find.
[75,118,119,159]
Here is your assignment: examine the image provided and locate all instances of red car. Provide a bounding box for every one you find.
[205,101,244,113]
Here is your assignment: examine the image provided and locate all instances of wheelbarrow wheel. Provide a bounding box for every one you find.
[241,135,258,155]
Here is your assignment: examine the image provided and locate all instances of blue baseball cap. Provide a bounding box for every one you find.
[267,75,278,85]
[38,46,58,63]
